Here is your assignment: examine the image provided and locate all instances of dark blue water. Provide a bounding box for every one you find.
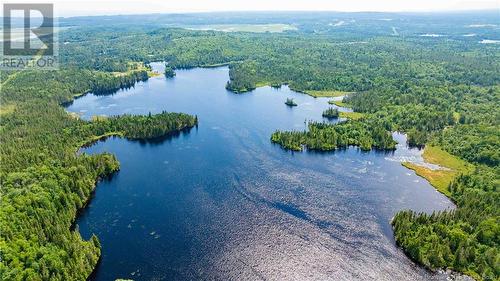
[69,64,454,281]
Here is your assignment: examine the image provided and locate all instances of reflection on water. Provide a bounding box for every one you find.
[69,63,454,281]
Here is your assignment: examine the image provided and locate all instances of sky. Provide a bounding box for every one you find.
[2,0,499,17]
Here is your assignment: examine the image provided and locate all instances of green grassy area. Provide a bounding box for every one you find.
[148,71,161,77]
[3,17,499,280]
[0,104,16,115]
[306,90,352,98]
[339,111,365,120]
[422,146,473,172]
[186,24,297,33]
[402,146,473,197]
[328,100,351,107]
[111,62,153,77]
[255,81,271,88]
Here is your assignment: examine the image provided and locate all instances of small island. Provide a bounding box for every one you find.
[164,65,176,78]
[322,107,339,119]
[285,98,298,107]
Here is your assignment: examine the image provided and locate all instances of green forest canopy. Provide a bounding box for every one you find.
[1,13,499,280]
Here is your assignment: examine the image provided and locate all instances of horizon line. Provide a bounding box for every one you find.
[55,9,500,18]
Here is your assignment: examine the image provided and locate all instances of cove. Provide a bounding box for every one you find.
[68,63,454,280]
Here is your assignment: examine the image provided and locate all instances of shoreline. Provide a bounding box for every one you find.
[401,145,473,198]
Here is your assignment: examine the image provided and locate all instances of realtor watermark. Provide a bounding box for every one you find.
[1,3,58,70]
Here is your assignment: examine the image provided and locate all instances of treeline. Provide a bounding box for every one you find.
[322,107,339,119]
[432,124,499,167]
[0,68,149,105]
[164,65,176,78]
[344,84,499,148]
[1,23,498,280]
[0,152,118,280]
[226,60,259,93]
[271,120,396,151]
[345,89,454,147]
[58,27,499,93]
[89,112,197,140]
[322,49,500,280]
[91,70,149,95]
[0,65,196,279]
[392,165,499,280]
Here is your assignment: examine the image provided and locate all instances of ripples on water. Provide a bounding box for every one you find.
[69,64,454,281]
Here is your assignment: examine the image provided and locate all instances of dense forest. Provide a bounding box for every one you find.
[164,65,176,78]
[271,120,396,151]
[322,107,339,119]
[86,112,197,140]
[392,164,499,279]
[1,11,499,281]
[0,66,196,280]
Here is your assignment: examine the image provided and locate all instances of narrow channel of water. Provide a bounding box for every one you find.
[68,63,454,281]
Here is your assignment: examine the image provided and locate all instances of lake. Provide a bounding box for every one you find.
[68,63,454,281]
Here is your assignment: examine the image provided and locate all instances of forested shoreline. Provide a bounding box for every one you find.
[0,13,498,280]
[0,67,197,280]
[271,120,396,151]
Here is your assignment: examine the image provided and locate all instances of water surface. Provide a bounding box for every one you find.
[69,63,454,281]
